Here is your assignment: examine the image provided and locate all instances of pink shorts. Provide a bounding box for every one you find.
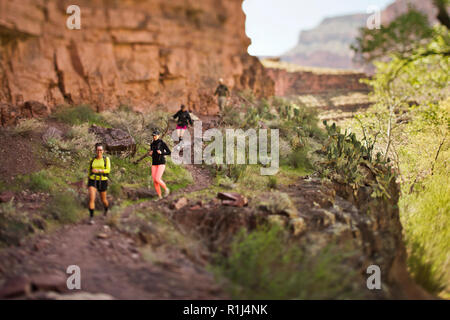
[176,125,187,130]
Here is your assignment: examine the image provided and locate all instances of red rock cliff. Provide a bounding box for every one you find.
[0,0,274,114]
[262,59,369,96]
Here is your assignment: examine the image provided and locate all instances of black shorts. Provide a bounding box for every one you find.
[88,179,108,192]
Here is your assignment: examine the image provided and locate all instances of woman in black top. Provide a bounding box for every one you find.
[149,130,171,199]
[173,104,193,145]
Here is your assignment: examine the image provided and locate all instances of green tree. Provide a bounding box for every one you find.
[351,8,435,64]
[349,26,450,295]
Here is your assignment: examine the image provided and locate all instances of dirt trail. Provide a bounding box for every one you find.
[0,115,225,299]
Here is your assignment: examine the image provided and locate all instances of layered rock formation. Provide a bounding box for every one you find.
[282,0,447,70]
[262,59,369,96]
[0,0,274,116]
[282,14,368,70]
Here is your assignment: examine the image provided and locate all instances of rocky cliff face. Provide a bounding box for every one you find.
[262,59,369,96]
[0,0,274,115]
[282,0,445,70]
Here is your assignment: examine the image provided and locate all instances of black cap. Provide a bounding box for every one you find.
[152,130,160,136]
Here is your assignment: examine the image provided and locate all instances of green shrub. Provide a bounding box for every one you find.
[65,124,99,159]
[284,148,313,171]
[18,170,57,193]
[52,105,108,126]
[224,163,248,182]
[216,176,236,189]
[221,105,241,127]
[406,240,446,294]
[259,191,296,217]
[109,183,123,198]
[212,225,361,299]
[267,175,278,189]
[46,191,82,224]
[12,119,44,136]
[401,172,450,295]
[0,201,30,246]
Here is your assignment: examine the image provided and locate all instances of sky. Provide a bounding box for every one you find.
[243,0,394,57]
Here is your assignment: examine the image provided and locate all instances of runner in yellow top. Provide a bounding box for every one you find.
[87,143,111,224]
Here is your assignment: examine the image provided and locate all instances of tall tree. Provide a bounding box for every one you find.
[351,9,435,64]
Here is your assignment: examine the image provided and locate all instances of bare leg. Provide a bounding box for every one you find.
[100,191,109,215]
[88,186,96,210]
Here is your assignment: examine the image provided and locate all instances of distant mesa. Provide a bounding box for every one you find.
[280,0,446,70]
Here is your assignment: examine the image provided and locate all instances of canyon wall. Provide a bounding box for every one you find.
[263,60,369,96]
[0,0,274,115]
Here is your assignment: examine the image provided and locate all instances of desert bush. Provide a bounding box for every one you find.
[46,191,82,224]
[401,172,450,295]
[66,123,99,159]
[283,148,313,172]
[52,105,108,126]
[259,191,297,217]
[12,118,44,136]
[163,158,194,191]
[212,225,361,299]
[221,105,241,127]
[0,201,30,246]
[108,183,123,198]
[267,175,278,189]
[102,109,170,147]
[17,170,58,193]
[44,137,73,163]
[238,89,256,105]
[216,176,236,189]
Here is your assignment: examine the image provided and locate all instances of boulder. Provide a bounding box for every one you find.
[0,103,21,127]
[0,276,31,299]
[0,101,50,127]
[170,197,188,210]
[122,187,156,200]
[22,101,50,119]
[42,126,63,143]
[217,192,248,207]
[0,191,15,203]
[89,125,136,156]
[29,273,67,293]
[291,217,307,236]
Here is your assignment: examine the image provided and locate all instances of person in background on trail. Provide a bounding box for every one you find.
[214,78,230,114]
[149,130,171,200]
[87,143,111,225]
[172,104,193,147]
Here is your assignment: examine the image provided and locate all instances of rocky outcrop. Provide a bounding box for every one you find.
[0,100,50,126]
[262,59,369,96]
[0,0,274,115]
[89,125,136,156]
